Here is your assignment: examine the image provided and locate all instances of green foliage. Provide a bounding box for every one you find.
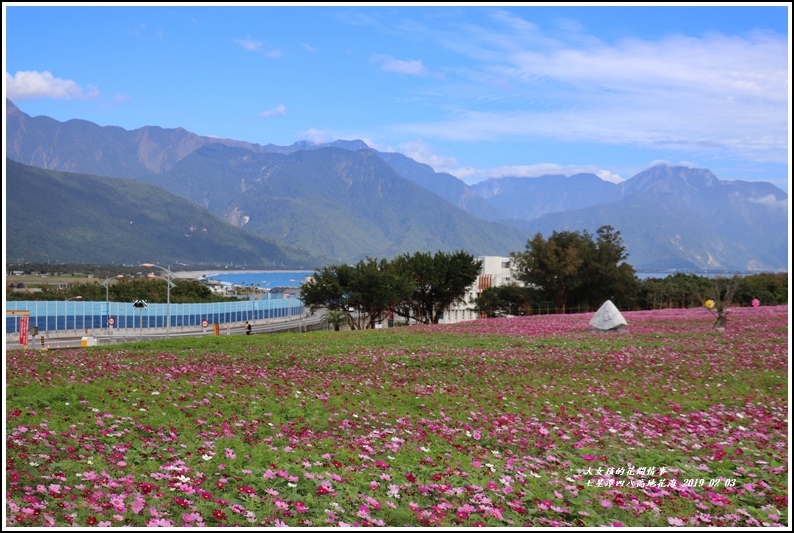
[7,277,234,303]
[5,158,321,267]
[635,272,788,310]
[320,309,352,331]
[391,250,482,324]
[475,283,534,317]
[638,273,713,309]
[733,272,788,306]
[511,225,640,312]
[303,250,481,326]
[349,258,414,329]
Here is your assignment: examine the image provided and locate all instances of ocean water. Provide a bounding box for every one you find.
[206,270,743,287]
[204,270,314,289]
[635,271,752,280]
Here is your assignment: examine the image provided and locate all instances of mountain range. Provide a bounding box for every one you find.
[5,99,789,272]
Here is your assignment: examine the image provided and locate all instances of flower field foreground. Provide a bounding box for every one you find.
[5,305,790,528]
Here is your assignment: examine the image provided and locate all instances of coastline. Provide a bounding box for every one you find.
[173,269,315,284]
[173,269,250,279]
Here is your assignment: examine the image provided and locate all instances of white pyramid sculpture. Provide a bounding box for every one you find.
[589,300,627,331]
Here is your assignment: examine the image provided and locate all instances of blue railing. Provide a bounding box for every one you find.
[5,297,303,334]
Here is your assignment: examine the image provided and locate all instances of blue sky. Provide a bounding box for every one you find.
[3,3,791,191]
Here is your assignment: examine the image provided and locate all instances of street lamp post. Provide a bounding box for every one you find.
[140,263,176,337]
[290,279,303,333]
[101,275,124,334]
[64,296,82,335]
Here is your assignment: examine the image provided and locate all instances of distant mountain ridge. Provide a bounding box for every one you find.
[145,143,530,262]
[5,99,789,271]
[5,158,325,267]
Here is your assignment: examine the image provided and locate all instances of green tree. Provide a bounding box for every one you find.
[637,273,713,309]
[391,250,482,324]
[349,258,414,329]
[475,283,534,318]
[584,225,640,309]
[320,309,352,331]
[7,277,232,303]
[300,260,412,329]
[511,226,639,313]
[300,263,357,318]
[734,272,788,306]
[511,231,585,313]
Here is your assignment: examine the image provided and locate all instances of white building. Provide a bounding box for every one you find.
[441,256,518,324]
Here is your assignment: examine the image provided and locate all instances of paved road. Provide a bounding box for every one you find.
[6,312,327,351]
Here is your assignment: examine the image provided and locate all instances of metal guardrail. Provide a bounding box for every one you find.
[6,311,330,350]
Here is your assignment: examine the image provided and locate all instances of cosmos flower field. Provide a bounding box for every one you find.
[5,305,789,527]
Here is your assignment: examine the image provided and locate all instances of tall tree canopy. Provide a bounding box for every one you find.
[302,250,482,327]
[511,225,639,312]
[391,250,482,324]
[349,258,414,329]
[300,263,358,314]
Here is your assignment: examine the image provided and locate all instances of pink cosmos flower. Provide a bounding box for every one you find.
[146,518,173,527]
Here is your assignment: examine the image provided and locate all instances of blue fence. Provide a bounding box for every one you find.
[5,297,303,334]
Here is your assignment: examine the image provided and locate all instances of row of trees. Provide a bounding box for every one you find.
[6,277,232,303]
[476,225,787,318]
[300,251,482,329]
[9,225,786,326]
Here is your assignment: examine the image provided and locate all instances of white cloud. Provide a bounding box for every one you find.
[371,54,428,76]
[259,104,287,118]
[397,140,458,171]
[98,93,131,111]
[235,37,262,52]
[646,160,699,169]
[235,37,281,58]
[383,12,788,165]
[748,194,788,209]
[595,170,624,184]
[5,71,99,100]
[454,163,624,185]
[299,129,335,144]
[380,139,624,185]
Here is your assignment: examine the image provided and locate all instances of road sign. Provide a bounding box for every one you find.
[108,317,116,326]
[201,319,209,328]
[19,316,29,346]
[133,300,148,309]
